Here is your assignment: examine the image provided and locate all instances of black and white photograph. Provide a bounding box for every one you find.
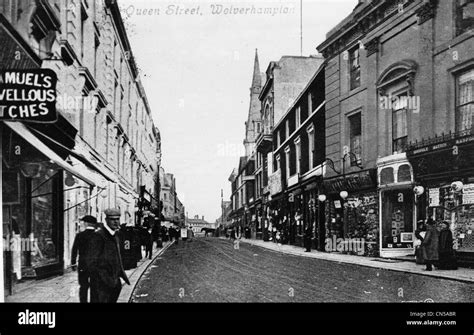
[0,0,473,330]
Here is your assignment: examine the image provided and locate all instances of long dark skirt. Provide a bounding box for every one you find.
[438,250,458,270]
[415,247,425,265]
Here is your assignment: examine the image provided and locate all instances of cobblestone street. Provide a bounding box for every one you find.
[132,238,474,303]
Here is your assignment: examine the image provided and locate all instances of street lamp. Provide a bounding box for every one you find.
[318,194,327,202]
[339,191,349,200]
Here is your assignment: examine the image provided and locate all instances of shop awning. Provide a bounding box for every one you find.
[4,121,96,186]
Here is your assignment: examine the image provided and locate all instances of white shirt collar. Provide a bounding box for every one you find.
[103,222,116,236]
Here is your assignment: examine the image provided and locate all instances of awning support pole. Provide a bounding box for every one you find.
[0,123,5,302]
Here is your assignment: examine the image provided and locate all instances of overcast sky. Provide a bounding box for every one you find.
[119,0,356,222]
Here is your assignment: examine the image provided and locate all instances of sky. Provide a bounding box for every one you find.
[119,0,356,222]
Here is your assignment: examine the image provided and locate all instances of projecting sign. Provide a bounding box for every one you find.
[0,69,58,122]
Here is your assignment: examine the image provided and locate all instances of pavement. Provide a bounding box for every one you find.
[5,241,173,303]
[236,238,474,283]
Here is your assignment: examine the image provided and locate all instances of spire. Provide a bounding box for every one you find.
[251,48,261,89]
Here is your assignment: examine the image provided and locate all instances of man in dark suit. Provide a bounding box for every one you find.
[71,215,98,303]
[89,208,130,303]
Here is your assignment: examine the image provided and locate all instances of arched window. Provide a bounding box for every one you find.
[377,60,418,154]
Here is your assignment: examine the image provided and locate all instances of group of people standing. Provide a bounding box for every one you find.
[414,218,458,271]
[71,208,162,303]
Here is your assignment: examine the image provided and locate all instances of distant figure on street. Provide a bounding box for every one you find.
[304,226,312,252]
[71,215,98,303]
[438,221,458,270]
[421,218,439,271]
[89,208,130,303]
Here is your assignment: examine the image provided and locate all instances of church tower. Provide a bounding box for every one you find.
[243,49,263,157]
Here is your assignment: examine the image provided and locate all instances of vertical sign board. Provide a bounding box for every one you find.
[463,184,474,205]
[0,69,58,122]
[429,188,440,207]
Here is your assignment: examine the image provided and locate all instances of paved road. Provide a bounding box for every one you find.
[131,238,474,302]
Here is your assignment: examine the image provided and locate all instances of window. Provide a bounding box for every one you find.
[380,167,395,185]
[275,154,281,172]
[349,46,361,90]
[294,138,301,175]
[277,130,281,147]
[307,125,315,169]
[392,108,408,153]
[285,147,291,179]
[349,113,362,165]
[296,107,301,128]
[456,0,474,36]
[80,3,88,60]
[285,120,290,140]
[456,69,474,133]
[397,164,411,183]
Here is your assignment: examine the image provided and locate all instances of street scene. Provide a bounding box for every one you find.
[1,0,474,314]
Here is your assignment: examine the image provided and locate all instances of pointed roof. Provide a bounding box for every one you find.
[251,49,261,89]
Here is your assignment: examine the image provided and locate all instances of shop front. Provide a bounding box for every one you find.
[377,154,416,258]
[322,169,379,257]
[2,121,97,297]
[407,130,474,266]
[301,178,325,251]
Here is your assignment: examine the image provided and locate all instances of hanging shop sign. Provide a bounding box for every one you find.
[0,69,58,122]
[269,169,282,195]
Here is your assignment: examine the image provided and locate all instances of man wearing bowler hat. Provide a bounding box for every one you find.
[71,215,98,303]
[89,208,130,303]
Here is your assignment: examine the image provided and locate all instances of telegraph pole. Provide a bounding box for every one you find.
[300,0,303,56]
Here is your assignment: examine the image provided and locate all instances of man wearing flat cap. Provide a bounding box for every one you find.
[89,208,130,303]
[71,215,98,303]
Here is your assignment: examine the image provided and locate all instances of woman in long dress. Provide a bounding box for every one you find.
[438,221,458,270]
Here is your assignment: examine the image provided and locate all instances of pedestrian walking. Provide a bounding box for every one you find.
[414,220,426,265]
[89,208,130,303]
[421,218,439,271]
[71,215,98,303]
[438,221,458,270]
[304,226,312,252]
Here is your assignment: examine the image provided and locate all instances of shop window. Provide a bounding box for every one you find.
[397,164,411,183]
[381,190,414,249]
[456,68,474,133]
[349,113,362,165]
[349,46,361,90]
[392,108,408,153]
[380,167,395,185]
[456,0,474,36]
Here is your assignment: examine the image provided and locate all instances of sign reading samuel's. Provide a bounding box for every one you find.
[0,69,57,123]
